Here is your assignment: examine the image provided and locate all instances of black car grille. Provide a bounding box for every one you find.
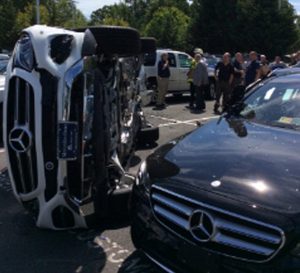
[6,77,37,194]
[151,185,285,263]
[40,70,58,201]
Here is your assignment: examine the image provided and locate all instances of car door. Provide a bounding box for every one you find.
[177,53,192,91]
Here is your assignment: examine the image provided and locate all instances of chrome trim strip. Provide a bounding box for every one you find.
[14,77,19,125]
[144,252,175,273]
[150,184,286,263]
[63,60,84,121]
[9,77,35,194]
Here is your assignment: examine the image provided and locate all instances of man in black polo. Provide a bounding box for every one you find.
[214,52,234,114]
[245,51,260,86]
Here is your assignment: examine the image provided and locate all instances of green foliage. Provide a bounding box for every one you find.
[0,0,87,50]
[0,0,299,57]
[144,7,190,50]
[90,0,190,31]
[189,0,299,57]
[46,0,87,28]
[0,0,18,50]
[90,4,131,26]
[14,3,50,31]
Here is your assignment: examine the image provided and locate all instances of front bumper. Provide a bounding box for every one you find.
[131,185,300,273]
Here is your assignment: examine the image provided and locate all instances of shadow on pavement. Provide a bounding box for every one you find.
[143,94,190,108]
[0,176,108,273]
[118,250,164,273]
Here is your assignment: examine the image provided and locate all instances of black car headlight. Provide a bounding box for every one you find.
[13,34,35,71]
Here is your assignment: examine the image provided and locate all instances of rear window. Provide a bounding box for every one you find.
[0,60,8,74]
[144,53,156,66]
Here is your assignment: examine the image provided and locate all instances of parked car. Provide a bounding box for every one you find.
[4,25,158,229]
[131,73,300,273]
[205,55,220,99]
[0,59,7,102]
[144,49,216,99]
[0,59,8,145]
[0,54,9,60]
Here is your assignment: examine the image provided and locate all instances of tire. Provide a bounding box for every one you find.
[140,37,157,53]
[137,126,159,146]
[173,93,183,98]
[75,26,141,56]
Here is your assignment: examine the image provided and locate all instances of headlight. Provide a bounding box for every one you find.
[136,161,151,192]
[13,34,35,71]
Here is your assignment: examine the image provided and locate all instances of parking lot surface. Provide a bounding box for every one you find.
[0,96,217,273]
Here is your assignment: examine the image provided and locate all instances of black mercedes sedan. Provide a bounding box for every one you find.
[131,74,300,273]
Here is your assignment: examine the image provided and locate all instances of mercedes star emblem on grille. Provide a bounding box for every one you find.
[189,210,215,242]
[9,127,32,153]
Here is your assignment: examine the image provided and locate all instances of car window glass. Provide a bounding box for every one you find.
[168,53,176,67]
[241,82,300,128]
[178,54,191,68]
[0,60,8,74]
[144,53,156,66]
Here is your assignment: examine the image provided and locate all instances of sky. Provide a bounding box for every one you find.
[76,0,300,18]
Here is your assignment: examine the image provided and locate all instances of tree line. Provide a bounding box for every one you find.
[1,0,300,57]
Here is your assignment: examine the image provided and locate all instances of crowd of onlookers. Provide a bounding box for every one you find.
[154,48,300,114]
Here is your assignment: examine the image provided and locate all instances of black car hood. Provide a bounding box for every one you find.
[150,117,300,214]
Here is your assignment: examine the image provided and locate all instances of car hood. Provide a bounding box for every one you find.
[149,117,300,214]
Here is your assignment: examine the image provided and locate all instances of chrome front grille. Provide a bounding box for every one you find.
[6,77,37,194]
[151,185,285,263]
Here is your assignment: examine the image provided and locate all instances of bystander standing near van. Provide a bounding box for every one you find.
[214,52,234,114]
[187,48,203,109]
[245,51,260,86]
[193,53,208,113]
[260,54,271,79]
[155,53,170,109]
[233,52,245,87]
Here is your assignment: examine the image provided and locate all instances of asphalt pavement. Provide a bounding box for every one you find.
[0,96,217,273]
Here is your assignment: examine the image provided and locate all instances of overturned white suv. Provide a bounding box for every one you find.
[4,25,158,229]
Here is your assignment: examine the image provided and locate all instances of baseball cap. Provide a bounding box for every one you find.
[194,48,204,55]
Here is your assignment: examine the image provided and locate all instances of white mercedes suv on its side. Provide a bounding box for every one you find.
[4,25,158,229]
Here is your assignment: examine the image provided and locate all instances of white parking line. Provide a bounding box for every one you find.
[150,114,218,127]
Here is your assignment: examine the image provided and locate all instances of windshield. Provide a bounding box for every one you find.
[144,52,156,66]
[241,80,300,129]
[0,60,8,74]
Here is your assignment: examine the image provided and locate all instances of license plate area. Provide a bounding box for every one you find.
[57,122,79,160]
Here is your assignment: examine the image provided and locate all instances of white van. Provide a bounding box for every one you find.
[144,49,191,95]
[144,49,217,99]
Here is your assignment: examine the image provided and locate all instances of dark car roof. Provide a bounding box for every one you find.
[269,67,300,78]
[269,72,300,84]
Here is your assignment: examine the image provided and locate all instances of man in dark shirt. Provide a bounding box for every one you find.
[233,52,245,87]
[214,52,234,113]
[245,51,260,86]
[156,53,170,109]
